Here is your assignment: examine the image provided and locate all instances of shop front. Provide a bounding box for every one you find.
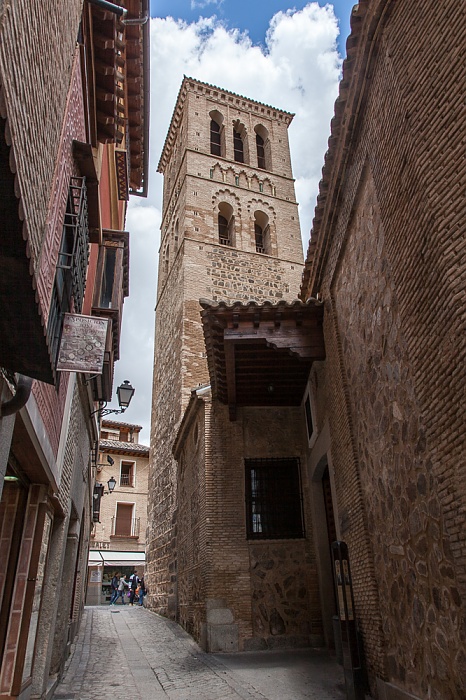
[86,550,145,605]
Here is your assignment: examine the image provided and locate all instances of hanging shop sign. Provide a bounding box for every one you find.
[57,314,110,373]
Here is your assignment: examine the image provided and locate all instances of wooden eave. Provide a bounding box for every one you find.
[200,299,325,421]
[86,0,148,195]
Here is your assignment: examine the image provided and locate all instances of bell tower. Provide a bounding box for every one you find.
[147,77,305,618]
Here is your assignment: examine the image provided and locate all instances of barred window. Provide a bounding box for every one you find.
[245,458,304,539]
[48,177,89,366]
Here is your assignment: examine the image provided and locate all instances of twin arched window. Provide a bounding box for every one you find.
[210,113,270,171]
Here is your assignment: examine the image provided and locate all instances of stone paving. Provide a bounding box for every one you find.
[53,605,346,700]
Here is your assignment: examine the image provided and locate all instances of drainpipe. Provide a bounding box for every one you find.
[0,374,33,417]
[87,0,149,25]
[87,0,128,19]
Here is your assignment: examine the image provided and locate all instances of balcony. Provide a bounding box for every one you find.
[110,517,140,539]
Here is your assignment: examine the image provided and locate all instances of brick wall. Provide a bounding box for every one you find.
[301,1,466,697]
[0,0,83,270]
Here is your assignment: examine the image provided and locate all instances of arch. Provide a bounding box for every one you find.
[210,110,225,157]
[232,120,249,165]
[253,210,270,254]
[254,124,272,171]
[218,201,234,247]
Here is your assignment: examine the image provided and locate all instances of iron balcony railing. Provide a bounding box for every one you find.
[111,517,140,538]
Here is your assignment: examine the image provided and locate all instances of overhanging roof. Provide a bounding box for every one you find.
[200,298,325,420]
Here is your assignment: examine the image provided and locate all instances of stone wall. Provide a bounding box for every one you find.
[300,2,466,698]
[175,395,322,651]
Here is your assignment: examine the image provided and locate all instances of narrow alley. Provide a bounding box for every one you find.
[53,606,345,700]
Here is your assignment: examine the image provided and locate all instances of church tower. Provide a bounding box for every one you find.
[147,78,323,651]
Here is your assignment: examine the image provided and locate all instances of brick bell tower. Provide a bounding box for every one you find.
[146,77,305,623]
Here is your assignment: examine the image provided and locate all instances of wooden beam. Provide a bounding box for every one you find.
[224,340,237,420]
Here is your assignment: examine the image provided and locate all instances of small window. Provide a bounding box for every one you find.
[120,461,134,487]
[235,176,239,186]
[245,458,304,539]
[233,128,244,163]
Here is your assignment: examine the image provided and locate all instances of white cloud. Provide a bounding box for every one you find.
[118,3,342,441]
[191,0,224,9]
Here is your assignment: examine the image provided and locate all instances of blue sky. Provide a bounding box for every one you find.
[116,2,355,440]
[150,0,353,56]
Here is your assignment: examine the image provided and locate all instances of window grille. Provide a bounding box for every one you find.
[48,177,89,366]
[245,458,304,539]
[233,128,244,163]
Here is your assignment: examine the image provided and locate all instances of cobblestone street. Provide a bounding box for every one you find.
[53,606,345,700]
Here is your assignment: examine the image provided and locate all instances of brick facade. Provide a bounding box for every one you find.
[301,2,465,698]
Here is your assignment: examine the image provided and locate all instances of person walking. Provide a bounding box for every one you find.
[109,571,119,605]
[114,574,128,604]
[129,571,139,606]
[138,575,147,606]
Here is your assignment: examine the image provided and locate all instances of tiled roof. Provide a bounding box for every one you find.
[101,419,142,430]
[99,439,149,456]
[300,0,373,299]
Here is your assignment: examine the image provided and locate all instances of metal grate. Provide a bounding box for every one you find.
[245,458,304,539]
[48,177,89,366]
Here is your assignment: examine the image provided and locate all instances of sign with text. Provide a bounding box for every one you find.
[57,314,110,373]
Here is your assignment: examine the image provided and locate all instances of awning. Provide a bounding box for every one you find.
[88,550,145,567]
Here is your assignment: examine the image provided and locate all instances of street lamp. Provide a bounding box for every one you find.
[92,380,135,419]
[107,476,117,493]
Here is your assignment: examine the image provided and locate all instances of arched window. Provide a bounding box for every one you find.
[218,202,234,246]
[211,120,221,156]
[254,211,270,254]
[210,110,224,157]
[254,125,271,170]
[256,134,266,169]
[233,127,244,163]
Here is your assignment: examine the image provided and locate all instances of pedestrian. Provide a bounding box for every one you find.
[114,574,128,604]
[129,570,139,606]
[109,571,119,605]
[138,576,147,606]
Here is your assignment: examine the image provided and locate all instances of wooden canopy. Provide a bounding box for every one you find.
[200,298,325,420]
